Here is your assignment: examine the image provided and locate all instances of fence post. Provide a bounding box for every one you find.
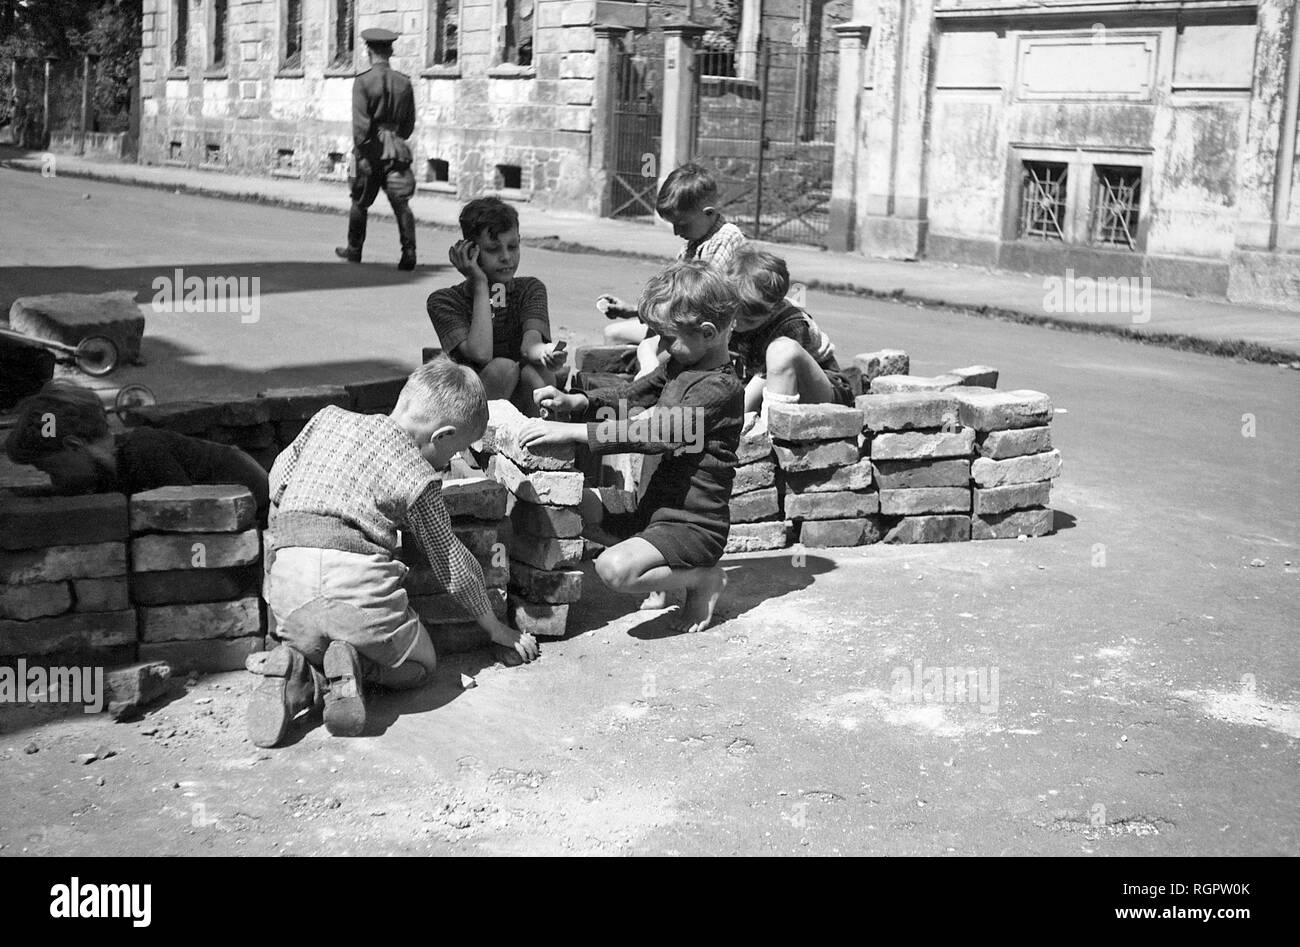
[754,41,770,240]
[659,20,707,192]
[79,53,92,155]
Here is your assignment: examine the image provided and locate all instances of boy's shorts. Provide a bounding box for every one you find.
[602,510,727,571]
[265,547,425,669]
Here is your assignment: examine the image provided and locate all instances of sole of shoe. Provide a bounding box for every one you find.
[323,641,367,738]
[246,646,298,749]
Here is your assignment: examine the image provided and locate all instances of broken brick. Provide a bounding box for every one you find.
[483,399,576,471]
[508,533,585,571]
[510,500,584,538]
[732,459,777,495]
[879,487,972,515]
[508,595,570,638]
[971,508,1054,540]
[869,428,974,461]
[948,365,999,388]
[857,391,959,433]
[105,662,173,720]
[852,349,909,383]
[724,521,791,553]
[798,517,885,548]
[873,458,971,490]
[870,374,963,394]
[129,485,256,533]
[781,458,873,494]
[971,450,1062,487]
[736,425,773,465]
[884,515,971,544]
[771,438,860,473]
[729,487,781,523]
[952,388,1053,432]
[494,454,584,506]
[973,482,1053,516]
[0,581,72,620]
[440,477,508,521]
[0,609,137,657]
[71,577,130,612]
[0,542,127,584]
[509,561,583,603]
[977,426,1052,460]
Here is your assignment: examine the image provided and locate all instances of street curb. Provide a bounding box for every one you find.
[6,157,1298,366]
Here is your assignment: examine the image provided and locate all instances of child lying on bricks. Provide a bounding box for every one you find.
[248,358,538,748]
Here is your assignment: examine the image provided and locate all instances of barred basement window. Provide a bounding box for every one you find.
[428,0,459,67]
[331,0,356,70]
[1019,161,1067,241]
[427,158,450,183]
[172,0,188,68]
[283,0,304,70]
[276,148,296,171]
[211,0,228,69]
[205,143,221,164]
[501,0,533,67]
[1091,165,1141,250]
[496,164,522,189]
[169,140,184,160]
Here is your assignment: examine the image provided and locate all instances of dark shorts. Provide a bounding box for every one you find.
[603,510,728,570]
[824,368,856,407]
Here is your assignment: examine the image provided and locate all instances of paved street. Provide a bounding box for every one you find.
[0,169,1297,856]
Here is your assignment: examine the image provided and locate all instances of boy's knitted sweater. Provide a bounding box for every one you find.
[268,405,492,618]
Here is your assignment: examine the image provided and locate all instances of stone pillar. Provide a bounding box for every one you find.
[659,21,707,189]
[1272,0,1300,250]
[827,21,873,252]
[593,25,627,218]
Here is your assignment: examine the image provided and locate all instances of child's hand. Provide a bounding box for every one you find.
[518,418,577,448]
[526,341,568,370]
[596,294,633,316]
[483,617,539,664]
[449,239,487,284]
[533,385,586,416]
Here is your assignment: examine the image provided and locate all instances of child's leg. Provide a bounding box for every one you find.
[764,337,836,403]
[604,318,650,345]
[595,537,726,633]
[371,623,437,690]
[516,362,556,417]
[478,357,521,400]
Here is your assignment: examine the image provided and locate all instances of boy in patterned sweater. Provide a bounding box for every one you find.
[247,358,538,748]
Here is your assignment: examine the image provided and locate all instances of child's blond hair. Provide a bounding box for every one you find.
[638,260,739,336]
[398,357,489,435]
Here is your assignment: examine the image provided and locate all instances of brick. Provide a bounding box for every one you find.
[782,458,874,493]
[344,376,408,412]
[596,452,645,494]
[121,401,224,435]
[771,438,860,472]
[949,365,999,388]
[973,481,1052,515]
[879,487,971,515]
[441,477,508,520]
[509,561,583,603]
[71,577,130,612]
[971,450,1062,487]
[483,561,509,588]
[510,500,583,538]
[257,385,352,420]
[0,494,128,550]
[484,399,576,471]
[130,530,259,572]
[798,517,885,548]
[0,542,127,584]
[10,291,145,367]
[494,453,584,505]
[732,459,776,495]
[873,458,971,490]
[852,349,909,383]
[978,426,1052,460]
[0,581,72,620]
[451,523,500,558]
[139,597,262,642]
[580,486,637,523]
[129,485,256,533]
[129,565,261,605]
[509,533,585,571]
[857,392,960,433]
[139,635,265,673]
[736,425,773,465]
[952,388,1053,432]
[409,587,507,625]
[884,515,971,544]
[508,595,570,638]
[210,422,276,450]
[971,507,1054,540]
[105,662,173,720]
[574,345,637,375]
[0,610,137,657]
[870,374,963,394]
[211,398,272,427]
[767,403,864,441]
[869,428,975,461]
[729,487,780,523]
[786,490,880,520]
[724,521,791,553]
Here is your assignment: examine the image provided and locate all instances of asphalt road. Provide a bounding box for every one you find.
[0,169,1297,857]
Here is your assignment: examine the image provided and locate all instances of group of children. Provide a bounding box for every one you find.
[3,162,852,748]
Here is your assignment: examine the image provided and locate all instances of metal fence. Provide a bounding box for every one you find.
[6,56,128,148]
[607,40,665,219]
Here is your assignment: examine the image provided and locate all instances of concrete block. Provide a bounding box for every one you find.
[971,507,1055,540]
[973,481,1052,515]
[129,564,261,605]
[130,530,259,572]
[767,403,864,441]
[0,581,72,620]
[509,561,583,603]
[873,458,971,490]
[852,349,909,383]
[0,494,128,550]
[729,487,780,523]
[952,388,1053,432]
[105,662,173,720]
[9,290,145,366]
[509,533,585,571]
[724,521,791,553]
[857,391,959,432]
[0,609,137,657]
[257,385,352,420]
[495,453,585,505]
[971,450,1062,487]
[798,517,885,548]
[510,500,584,538]
[410,587,507,625]
[484,399,576,471]
[879,487,972,515]
[949,365,999,388]
[870,374,963,393]
[884,515,972,544]
[508,595,569,638]
[0,542,127,584]
[771,438,860,472]
[732,459,776,495]
[977,426,1052,460]
[440,477,508,520]
[785,490,880,520]
[869,428,974,461]
[129,485,256,533]
[139,596,262,642]
[736,425,773,465]
[71,577,130,612]
[782,458,874,494]
[139,635,266,673]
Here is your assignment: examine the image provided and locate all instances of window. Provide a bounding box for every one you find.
[496,164,522,189]
[1091,165,1141,249]
[1019,161,1068,241]
[210,0,228,70]
[701,0,740,78]
[501,0,533,67]
[330,0,356,70]
[795,0,837,142]
[283,0,304,70]
[427,158,450,183]
[428,0,459,67]
[172,0,188,69]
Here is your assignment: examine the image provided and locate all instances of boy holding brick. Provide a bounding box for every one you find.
[522,261,745,634]
[725,246,855,431]
[426,197,566,416]
[249,358,538,748]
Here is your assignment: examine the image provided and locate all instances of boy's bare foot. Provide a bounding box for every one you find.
[670,567,726,633]
[639,590,675,610]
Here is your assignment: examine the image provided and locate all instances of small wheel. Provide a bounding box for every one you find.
[113,384,156,412]
[74,336,119,376]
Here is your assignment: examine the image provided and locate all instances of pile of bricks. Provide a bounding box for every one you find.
[962,390,1060,540]
[725,423,789,552]
[130,486,264,672]
[0,494,135,662]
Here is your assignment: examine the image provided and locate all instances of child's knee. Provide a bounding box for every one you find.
[764,336,805,374]
[595,547,636,590]
[479,358,520,396]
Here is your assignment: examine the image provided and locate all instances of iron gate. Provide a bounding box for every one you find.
[607,41,664,219]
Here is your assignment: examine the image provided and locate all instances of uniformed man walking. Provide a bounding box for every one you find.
[335,28,418,270]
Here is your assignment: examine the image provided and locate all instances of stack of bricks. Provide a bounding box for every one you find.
[768,403,881,549]
[484,401,584,639]
[130,486,265,671]
[960,389,1060,540]
[0,494,135,663]
[257,385,352,457]
[725,422,790,552]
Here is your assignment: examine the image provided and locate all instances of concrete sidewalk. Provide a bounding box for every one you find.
[5,147,1300,362]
